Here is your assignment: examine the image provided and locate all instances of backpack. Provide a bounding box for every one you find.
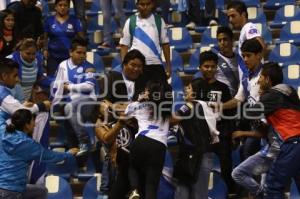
[128,14,162,45]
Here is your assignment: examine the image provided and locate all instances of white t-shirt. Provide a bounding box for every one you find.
[234,70,261,106]
[125,101,170,146]
[119,14,169,65]
[238,22,261,56]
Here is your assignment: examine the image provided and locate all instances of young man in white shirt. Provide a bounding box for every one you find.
[119,0,171,84]
[227,1,265,81]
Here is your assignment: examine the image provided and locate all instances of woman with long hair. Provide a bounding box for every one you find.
[0,9,17,59]
[126,80,173,199]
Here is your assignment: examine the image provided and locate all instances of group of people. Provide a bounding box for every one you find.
[0,0,299,199]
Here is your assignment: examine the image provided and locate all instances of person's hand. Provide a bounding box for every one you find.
[63,83,69,92]
[43,100,51,111]
[43,49,48,59]
[208,102,222,113]
[23,101,34,108]
[232,131,246,139]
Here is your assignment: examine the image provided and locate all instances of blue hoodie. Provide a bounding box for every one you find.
[0,117,73,193]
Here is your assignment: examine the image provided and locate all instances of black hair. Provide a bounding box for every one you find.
[55,0,70,5]
[241,38,263,53]
[199,50,218,66]
[227,1,248,19]
[146,80,173,122]
[6,109,33,133]
[70,36,88,51]
[0,9,16,42]
[0,58,19,75]
[261,62,283,86]
[122,49,146,67]
[217,26,234,40]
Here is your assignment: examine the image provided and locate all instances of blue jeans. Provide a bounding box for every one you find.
[175,152,214,199]
[72,0,86,33]
[232,152,273,197]
[99,0,125,45]
[265,137,300,199]
[64,97,96,145]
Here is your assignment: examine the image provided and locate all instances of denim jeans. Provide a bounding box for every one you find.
[72,0,86,33]
[175,152,214,199]
[99,0,125,45]
[232,151,273,196]
[0,184,47,199]
[64,97,96,145]
[265,138,300,199]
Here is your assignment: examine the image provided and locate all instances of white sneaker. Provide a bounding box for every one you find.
[185,22,196,29]
[128,189,140,199]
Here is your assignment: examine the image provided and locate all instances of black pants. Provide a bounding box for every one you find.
[212,136,235,193]
[130,136,166,199]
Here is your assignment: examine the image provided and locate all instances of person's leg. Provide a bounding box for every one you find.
[214,136,235,193]
[241,137,261,160]
[0,188,22,199]
[112,0,126,31]
[144,140,165,199]
[72,0,86,34]
[264,141,300,199]
[99,0,112,46]
[187,0,202,25]
[232,152,271,196]
[22,184,48,199]
[192,152,214,199]
[174,184,190,199]
[143,65,168,85]
[158,0,170,24]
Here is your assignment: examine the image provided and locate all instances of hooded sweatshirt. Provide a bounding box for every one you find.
[0,116,72,192]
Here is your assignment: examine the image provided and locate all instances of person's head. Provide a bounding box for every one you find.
[199,51,218,81]
[184,83,196,101]
[217,26,234,56]
[0,58,19,88]
[145,80,173,122]
[258,62,283,93]
[6,109,35,135]
[227,1,248,30]
[70,36,88,65]
[0,9,15,31]
[136,0,155,18]
[18,38,37,64]
[122,49,145,81]
[21,0,38,8]
[55,0,70,16]
[241,38,263,71]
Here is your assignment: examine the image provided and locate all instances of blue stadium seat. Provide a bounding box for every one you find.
[282,64,300,90]
[268,43,300,65]
[86,0,101,16]
[46,175,73,199]
[111,54,122,69]
[263,0,295,10]
[247,7,267,24]
[193,71,203,79]
[46,153,78,180]
[168,27,193,52]
[208,171,228,199]
[254,23,273,44]
[87,14,104,34]
[187,49,200,74]
[171,73,184,111]
[270,5,300,29]
[83,175,102,199]
[241,0,261,7]
[290,179,300,199]
[201,26,218,47]
[279,21,300,46]
[86,52,105,73]
[124,0,137,14]
[170,49,184,72]
[215,0,225,10]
